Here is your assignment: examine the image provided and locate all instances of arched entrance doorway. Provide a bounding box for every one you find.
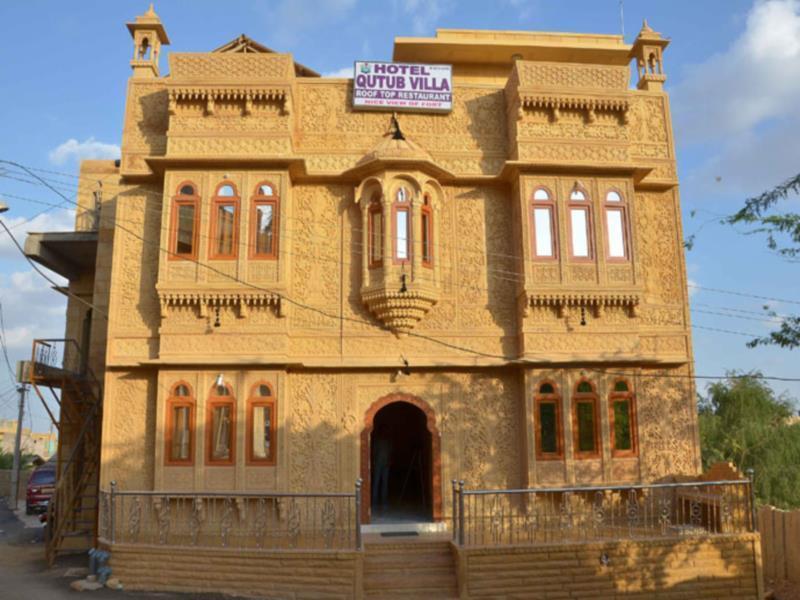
[360,394,442,524]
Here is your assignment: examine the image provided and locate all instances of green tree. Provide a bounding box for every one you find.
[0,449,36,470]
[698,372,800,508]
[727,173,800,348]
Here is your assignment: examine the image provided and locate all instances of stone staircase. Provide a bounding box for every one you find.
[363,539,459,599]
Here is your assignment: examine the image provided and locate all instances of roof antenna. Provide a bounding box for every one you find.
[619,0,625,39]
[390,112,405,141]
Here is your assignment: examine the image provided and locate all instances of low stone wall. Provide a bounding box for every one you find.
[456,534,763,599]
[0,468,31,501]
[107,543,363,599]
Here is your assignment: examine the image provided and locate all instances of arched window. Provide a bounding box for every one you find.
[170,182,199,260]
[572,380,599,457]
[531,187,557,259]
[165,382,194,465]
[368,193,383,268]
[138,37,151,60]
[207,382,235,465]
[251,181,279,259]
[609,379,637,456]
[247,383,276,465]
[568,187,593,260]
[393,186,411,263]
[604,190,629,261]
[535,381,562,459]
[210,182,240,259]
[421,193,433,267]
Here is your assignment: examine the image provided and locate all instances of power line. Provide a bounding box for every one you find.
[0,300,18,381]
[688,283,800,306]
[3,159,800,383]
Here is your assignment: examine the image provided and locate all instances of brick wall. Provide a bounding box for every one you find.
[457,534,763,599]
[108,543,363,599]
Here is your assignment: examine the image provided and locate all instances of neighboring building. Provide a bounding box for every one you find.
[24,6,763,597]
[0,419,57,459]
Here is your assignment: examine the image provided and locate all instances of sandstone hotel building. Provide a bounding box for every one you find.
[24,5,764,598]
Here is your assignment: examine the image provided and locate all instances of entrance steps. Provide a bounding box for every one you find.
[363,538,458,599]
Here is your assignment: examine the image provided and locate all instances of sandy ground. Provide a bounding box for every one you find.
[0,497,230,600]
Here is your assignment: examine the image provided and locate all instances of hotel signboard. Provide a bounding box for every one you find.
[352,61,453,113]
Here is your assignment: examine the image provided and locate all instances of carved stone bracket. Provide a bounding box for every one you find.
[528,291,640,319]
[167,87,290,116]
[158,290,284,319]
[520,93,630,123]
[362,288,439,335]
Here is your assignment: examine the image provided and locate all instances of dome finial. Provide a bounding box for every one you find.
[641,18,653,33]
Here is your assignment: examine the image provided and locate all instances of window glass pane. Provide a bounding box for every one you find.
[539,402,558,454]
[217,184,235,197]
[176,204,195,255]
[607,191,622,202]
[174,384,190,397]
[606,209,625,258]
[614,400,632,451]
[396,187,408,203]
[577,402,596,453]
[211,404,232,461]
[570,190,586,201]
[577,381,592,393]
[533,189,549,201]
[534,208,554,257]
[252,405,272,460]
[539,383,554,394]
[370,208,382,263]
[216,203,235,256]
[179,184,195,196]
[258,384,271,397]
[614,381,629,392]
[422,211,431,263]
[396,209,409,260]
[258,184,274,196]
[171,406,191,461]
[570,208,589,257]
[255,203,274,255]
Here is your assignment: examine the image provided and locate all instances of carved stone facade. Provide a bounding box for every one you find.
[66,12,700,526]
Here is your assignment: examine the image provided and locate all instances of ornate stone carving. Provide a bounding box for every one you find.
[362,287,439,335]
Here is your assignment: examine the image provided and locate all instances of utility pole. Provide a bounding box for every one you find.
[10,384,27,508]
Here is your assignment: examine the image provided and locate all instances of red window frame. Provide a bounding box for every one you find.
[209,182,240,260]
[421,193,433,267]
[567,187,594,261]
[572,379,600,459]
[164,382,195,466]
[530,186,558,261]
[603,189,630,262]
[609,379,638,457]
[246,382,277,466]
[534,380,563,460]
[368,194,383,268]
[169,181,200,261]
[392,186,411,265]
[206,383,236,466]
[250,181,279,260]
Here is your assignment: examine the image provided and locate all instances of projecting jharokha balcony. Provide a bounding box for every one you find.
[97,477,756,552]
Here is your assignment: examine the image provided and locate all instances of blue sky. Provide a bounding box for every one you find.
[0,0,799,432]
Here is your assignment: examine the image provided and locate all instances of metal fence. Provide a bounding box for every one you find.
[452,478,756,547]
[99,480,363,551]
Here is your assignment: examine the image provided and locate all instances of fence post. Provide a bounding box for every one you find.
[451,480,458,542]
[355,478,363,551]
[746,468,757,532]
[109,481,117,544]
[458,480,465,547]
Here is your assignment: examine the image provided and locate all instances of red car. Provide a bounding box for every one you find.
[26,465,56,515]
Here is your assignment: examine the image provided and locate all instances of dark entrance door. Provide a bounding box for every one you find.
[370,401,432,522]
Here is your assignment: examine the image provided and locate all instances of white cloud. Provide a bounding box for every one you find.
[48,137,120,166]
[0,209,75,260]
[261,0,357,44]
[402,0,454,35]
[673,0,800,143]
[323,66,354,78]
[674,0,800,200]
